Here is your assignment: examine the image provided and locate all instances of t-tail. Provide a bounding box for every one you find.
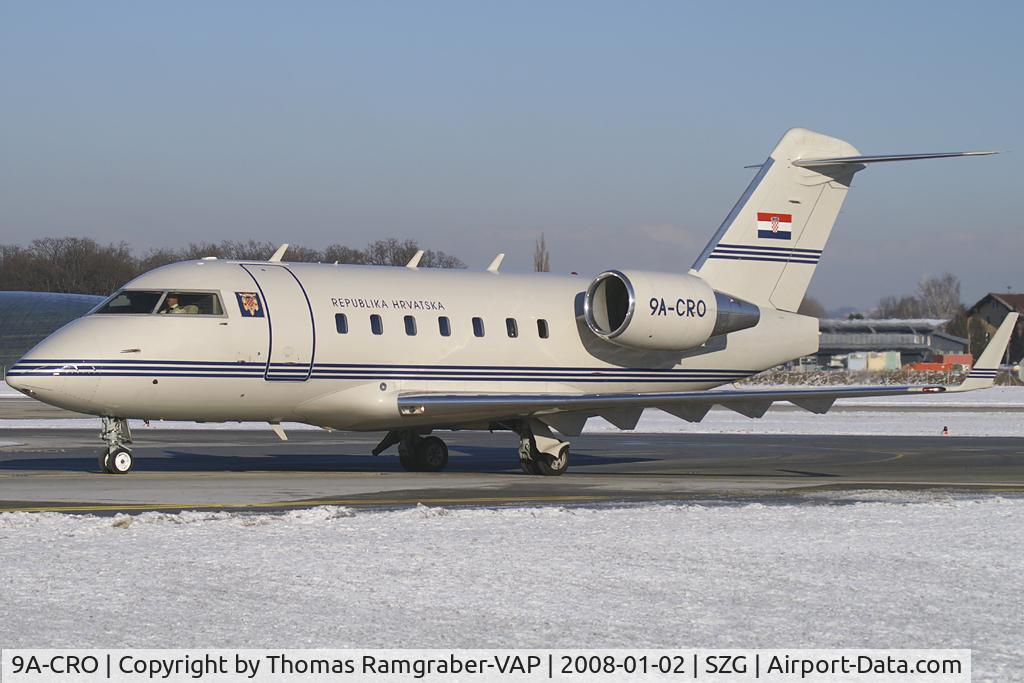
[691,127,996,312]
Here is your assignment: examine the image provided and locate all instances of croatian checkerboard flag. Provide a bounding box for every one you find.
[757,212,792,240]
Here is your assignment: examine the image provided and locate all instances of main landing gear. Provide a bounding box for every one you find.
[515,419,570,476]
[98,416,133,474]
[373,431,450,472]
[373,419,570,476]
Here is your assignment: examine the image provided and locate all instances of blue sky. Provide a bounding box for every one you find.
[1,1,1020,309]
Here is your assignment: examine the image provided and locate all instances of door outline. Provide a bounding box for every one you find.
[240,264,316,382]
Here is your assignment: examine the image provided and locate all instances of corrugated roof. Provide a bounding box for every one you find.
[819,318,948,331]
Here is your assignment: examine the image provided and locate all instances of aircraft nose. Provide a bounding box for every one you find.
[5,319,103,409]
[5,357,54,397]
[4,369,28,394]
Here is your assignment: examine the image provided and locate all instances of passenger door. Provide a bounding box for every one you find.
[240,264,315,381]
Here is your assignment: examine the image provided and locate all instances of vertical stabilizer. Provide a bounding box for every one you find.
[691,128,861,312]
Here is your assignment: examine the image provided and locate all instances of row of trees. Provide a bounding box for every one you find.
[875,273,963,320]
[798,274,967,322]
[0,237,464,295]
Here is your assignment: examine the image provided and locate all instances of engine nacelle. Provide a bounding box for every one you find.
[583,270,760,351]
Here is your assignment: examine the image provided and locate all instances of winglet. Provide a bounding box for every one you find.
[406,250,424,269]
[269,244,289,262]
[954,312,1018,391]
[486,253,505,273]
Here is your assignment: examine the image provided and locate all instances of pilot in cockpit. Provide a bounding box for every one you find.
[158,294,198,315]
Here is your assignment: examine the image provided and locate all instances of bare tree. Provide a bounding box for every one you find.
[364,238,420,266]
[323,244,368,265]
[876,295,923,319]
[183,240,277,261]
[363,238,463,268]
[533,234,550,272]
[0,236,466,293]
[419,249,464,269]
[916,273,961,319]
[280,245,322,262]
[10,237,136,295]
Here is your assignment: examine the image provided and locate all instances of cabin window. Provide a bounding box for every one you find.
[506,318,518,338]
[95,290,164,314]
[472,317,485,338]
[537,319,550,339]
[438,316,451,337]
[370,314,383,335]
[404,315,417,336]
[335,313,348,334]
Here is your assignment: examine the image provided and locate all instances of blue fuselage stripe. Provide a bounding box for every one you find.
[707,254,819,264]
[8,358,755,384]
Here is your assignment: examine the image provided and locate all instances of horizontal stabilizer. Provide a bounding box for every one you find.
[793,151,997,167]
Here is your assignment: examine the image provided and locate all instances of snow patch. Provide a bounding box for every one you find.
[0,497,1022,679]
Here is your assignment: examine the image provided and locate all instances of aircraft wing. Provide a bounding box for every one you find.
[397,313,1018,435]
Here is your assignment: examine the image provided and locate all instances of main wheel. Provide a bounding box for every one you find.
[98,450,113,474]
[416,436,449,472]
[107,447,134,474]
[534,444,569,476]
[520,459,541,475]
[518,438,540,475]
[398,448,421,472]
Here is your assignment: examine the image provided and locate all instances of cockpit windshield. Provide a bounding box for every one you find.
[94,290,224,316]
[95,290,164,314]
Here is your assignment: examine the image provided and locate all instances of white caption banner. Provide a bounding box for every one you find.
[1,648,971,682]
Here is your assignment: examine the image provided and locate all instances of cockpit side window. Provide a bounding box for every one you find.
[157,292,224,315]
[95,290,164,314]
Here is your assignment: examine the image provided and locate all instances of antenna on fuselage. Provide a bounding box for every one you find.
[487,253,505,273]
[269,244,289,262]
[406,250,424,269]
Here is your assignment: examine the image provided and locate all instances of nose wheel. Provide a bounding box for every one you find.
[98,417,134,474]
[100,447,134,474]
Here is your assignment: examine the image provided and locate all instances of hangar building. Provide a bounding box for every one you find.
[813,318,968,369]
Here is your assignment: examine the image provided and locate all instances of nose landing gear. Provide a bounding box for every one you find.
[99,417,133,474]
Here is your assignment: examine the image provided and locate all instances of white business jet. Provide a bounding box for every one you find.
[6,128,1014,476]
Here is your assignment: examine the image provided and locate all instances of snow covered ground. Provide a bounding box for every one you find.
[1,494,1022,679]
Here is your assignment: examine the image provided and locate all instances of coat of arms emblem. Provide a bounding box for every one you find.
[235,292,264,317]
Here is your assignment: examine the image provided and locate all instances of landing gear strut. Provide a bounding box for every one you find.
[516,419,570,476]
[374,431,449,472]
[99,417,133,474]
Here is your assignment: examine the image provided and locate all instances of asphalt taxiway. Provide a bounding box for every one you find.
[1,427,1022,513]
